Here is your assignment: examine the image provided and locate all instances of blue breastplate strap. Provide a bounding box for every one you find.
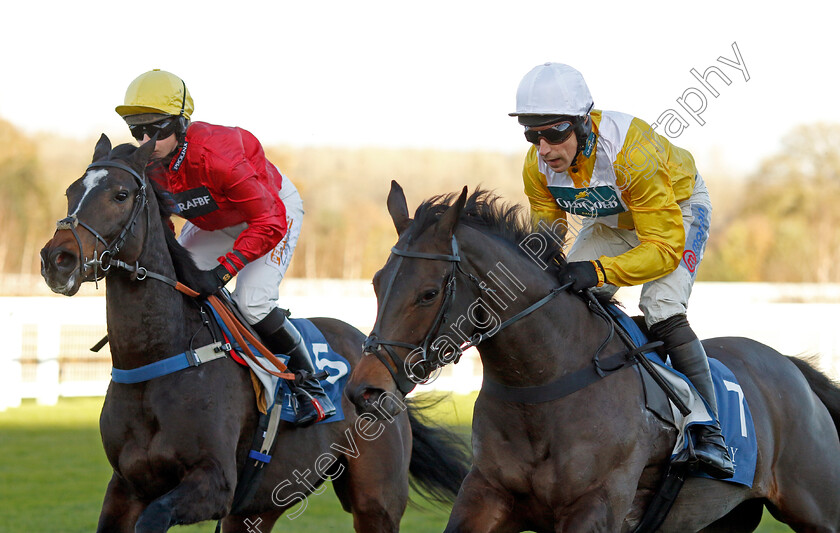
[111,342,227,384]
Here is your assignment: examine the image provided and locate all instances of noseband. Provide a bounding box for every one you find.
[55,160,150,287]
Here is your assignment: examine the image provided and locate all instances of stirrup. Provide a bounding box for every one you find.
[292,384,336,427]
[692,426,735,479]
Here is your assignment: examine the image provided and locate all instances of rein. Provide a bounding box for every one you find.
[363,234,692,415]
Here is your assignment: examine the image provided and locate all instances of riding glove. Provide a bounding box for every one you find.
[196,252,249,299]
[563,260,606,291]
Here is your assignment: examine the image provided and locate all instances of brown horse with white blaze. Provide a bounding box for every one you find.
[40,137,469,532]
[345,181,840,532]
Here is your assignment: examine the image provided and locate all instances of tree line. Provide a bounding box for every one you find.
[3,117,839,286]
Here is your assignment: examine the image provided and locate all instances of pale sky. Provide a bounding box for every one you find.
[3,1,839,176]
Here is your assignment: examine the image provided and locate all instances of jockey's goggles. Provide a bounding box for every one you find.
[524,120,576,145]
[129,118,179,141]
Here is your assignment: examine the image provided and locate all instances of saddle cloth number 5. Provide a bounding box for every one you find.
[312,343,350,385]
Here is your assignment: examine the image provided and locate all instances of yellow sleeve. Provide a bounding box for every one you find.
[598,120,686,286]
[522,147,567,232]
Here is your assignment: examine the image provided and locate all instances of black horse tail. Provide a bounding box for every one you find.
[405,395,471,505]
[788,356,840,434]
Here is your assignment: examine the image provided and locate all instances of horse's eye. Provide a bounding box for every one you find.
[420,289,439,303]
[114,191,129,202]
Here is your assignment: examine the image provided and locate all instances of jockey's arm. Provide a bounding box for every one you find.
[220,159,288,266]
[598,156,685,287]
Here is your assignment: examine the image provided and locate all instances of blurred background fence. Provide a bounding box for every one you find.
[2,279,839,411]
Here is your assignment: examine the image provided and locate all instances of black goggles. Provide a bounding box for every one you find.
[523,120,576,145]
[129,118,179,141]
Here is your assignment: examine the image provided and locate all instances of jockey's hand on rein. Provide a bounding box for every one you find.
[562,260,606,292]
[196,263,234,300]
[195,253,249,300]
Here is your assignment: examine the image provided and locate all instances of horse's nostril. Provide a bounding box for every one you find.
[362,387,385,405]
[349,385,380,407]
[54,250,76,270]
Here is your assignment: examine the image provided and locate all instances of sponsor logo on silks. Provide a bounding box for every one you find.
[682,249,698,272]
[548,185,625,217]
[172,141,189,171]
[172,186,219,219]
[680,204,710,275]
[268,218,294,267]
[582,132,596,158]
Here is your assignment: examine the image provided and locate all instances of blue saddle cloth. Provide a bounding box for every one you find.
[206,301,349,425]
[606,304,758,487]
[274,318,350,424]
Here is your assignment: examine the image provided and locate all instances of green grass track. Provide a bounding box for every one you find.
[0,396,791,532]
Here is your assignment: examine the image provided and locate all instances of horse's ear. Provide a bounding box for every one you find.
[436,186,468,239]
[91,134,111,163]
[132,135,157,168]
[387,180,412,236]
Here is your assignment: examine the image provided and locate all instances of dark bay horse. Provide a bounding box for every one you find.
[39,137,469,533]
[346,181,840,532]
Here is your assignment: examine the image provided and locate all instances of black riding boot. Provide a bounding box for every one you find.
[669,339,735,478]
[253,308,336,427]
[651,316,735,479]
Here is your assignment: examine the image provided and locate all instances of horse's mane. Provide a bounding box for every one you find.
[147,177,210,289]
[410,190,622,308]
[410,189,567,271]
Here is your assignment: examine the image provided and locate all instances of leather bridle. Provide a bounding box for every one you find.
[362,236,468,394]
[362,234,570,394]
[55,160,150,287]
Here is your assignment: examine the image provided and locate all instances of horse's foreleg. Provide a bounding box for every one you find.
[554,476,644,533]
[553,493,613,533]
[443,469,517,533]
[96,473,146,533]
[133,461,235,533]
[342,418,411,533]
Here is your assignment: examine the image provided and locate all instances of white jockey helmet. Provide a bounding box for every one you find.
[510,62,593,121]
